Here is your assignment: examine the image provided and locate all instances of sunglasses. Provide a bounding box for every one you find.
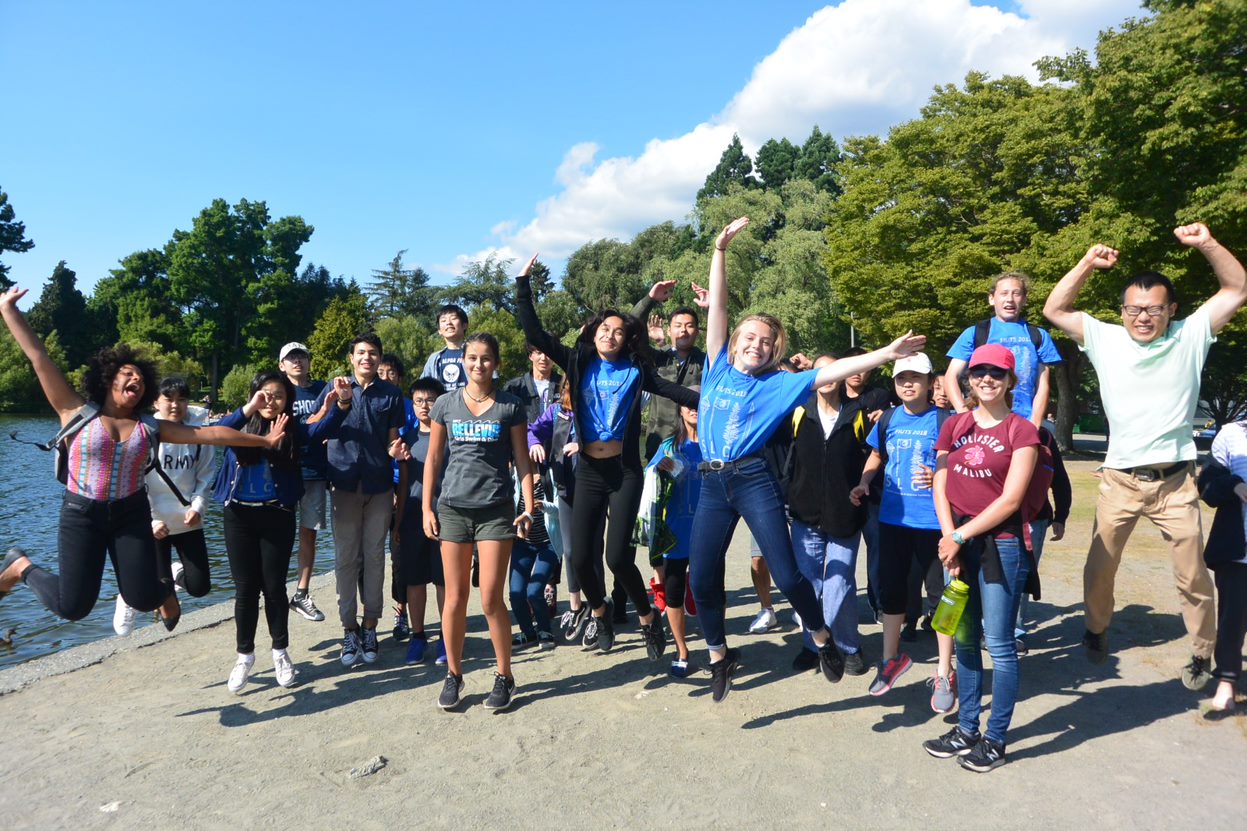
[968,366,1009,380]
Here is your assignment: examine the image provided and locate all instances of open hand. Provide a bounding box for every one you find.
[519,253,540,278]
[423,512,440,540]
[648,279,676,302]
[265,414,288,448]
[715,217,750,251]
[389,438,410,461]
[0,287,29,311]
[886,331,926,360]
[690,281,710,309]
[529,444,547,465]
[332,376,353,403]
[647,314,666,347]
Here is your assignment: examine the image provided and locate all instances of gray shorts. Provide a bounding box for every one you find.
[437,501,515,543]
[299,480,328,531]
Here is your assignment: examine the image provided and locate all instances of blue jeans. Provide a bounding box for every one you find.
[790,521,861,655]
[689,458,825,653]
[509,539,559,637]
[956,535,1030,746]
[1015,519,1049,639]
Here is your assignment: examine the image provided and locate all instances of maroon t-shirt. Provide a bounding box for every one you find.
[937,413,1040,524]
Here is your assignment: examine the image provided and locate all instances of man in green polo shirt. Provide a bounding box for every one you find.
[1044,223,1247,690]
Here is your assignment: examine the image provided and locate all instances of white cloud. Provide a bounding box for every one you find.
[473,0,1145,268]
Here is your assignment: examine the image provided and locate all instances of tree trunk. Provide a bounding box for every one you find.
[1052,339,1085,453]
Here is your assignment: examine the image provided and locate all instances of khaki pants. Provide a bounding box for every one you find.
[1084,465,1215,658]
[331,486,393,629]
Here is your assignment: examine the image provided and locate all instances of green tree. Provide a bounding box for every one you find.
[367,250,435,320]
[375,314,441,380]
[26,261,93,369]
[167,198,313,393]
[470,306,529,381]
[439,254,516,313]
[0,329,66,413]
[219,362,262,410]
[795,126,844,196]
[0,187,34,289]
[306,288,371,379]
[755,138,800,191]
[697,134,754,202]
[88,249,181,354]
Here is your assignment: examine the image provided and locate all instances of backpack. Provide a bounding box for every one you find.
[44,402,161,486]
[971,318,1043,352]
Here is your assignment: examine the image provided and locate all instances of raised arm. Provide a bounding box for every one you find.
[706,218,750,368]
[514,253,572,370]
[1043,244,1118,345]
[0,287,84,420]
[1178,224,1247,334]
[811,331,926,389]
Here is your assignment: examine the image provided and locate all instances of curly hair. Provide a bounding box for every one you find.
[576,309,649,363]
[82,345,160,411]
[233,370,298,469]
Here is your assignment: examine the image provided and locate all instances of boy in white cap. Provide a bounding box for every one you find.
[279,341,330,621]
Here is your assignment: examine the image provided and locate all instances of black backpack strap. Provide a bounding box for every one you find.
[1026,322,1043,351]
[972,319,991,350]
[44,402,101,451]
[874,406,896,461]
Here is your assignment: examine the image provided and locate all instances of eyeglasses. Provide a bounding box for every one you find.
[1121,304,1168,318]
[411,397,439,405]
[968,366,1009,380]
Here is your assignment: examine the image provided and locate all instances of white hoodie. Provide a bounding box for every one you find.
[146,406,217,536]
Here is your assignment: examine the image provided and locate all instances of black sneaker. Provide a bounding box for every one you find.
[818,638,845,683]
[438,672,464,710]
[1082,629,1109,665]
[597,601,616,653]
[959,737,1006,772]
[289,590,325,622]
[562,606,589,643]
[471,553,479,588]
[643,615,667,660]
[1015,637,1029,656]
[923,726,980,759]
[710,648,740,704]
[581,614,600,649]
[1181,654,1213,691]
[843,650,869,676]
[483,672,517,712]
[512,632,538,651]
[791,648,819,673]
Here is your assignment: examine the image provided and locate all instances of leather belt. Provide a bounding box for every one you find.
[1117,462,1189,482]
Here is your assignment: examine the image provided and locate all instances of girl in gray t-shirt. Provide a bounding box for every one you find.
[421,333,535,713]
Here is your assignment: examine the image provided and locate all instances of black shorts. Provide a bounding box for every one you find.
[400,510,444,587]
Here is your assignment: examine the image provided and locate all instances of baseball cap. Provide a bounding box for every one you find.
[279,342,310,362]
[968,343,1015,371]
[892,352,933,376]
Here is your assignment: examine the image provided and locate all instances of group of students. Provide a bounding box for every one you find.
[1,217,1246,773]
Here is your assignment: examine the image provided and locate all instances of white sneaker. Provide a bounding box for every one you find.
[171,561,186,593]
[273,649,298,688]
[113,595,137,636]
[749,607,779,634]
[792,610,803,629]
[227,654,255,694]
[340,630,362,667]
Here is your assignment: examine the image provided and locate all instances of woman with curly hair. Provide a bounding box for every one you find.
[515,255,699,659]
[0,286,288,624]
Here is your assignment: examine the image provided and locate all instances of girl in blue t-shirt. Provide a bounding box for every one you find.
[645,392,704,677]
[690,216,926,703]
[851,354,950,707]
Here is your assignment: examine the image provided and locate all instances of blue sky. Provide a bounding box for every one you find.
[1,1,1144,299]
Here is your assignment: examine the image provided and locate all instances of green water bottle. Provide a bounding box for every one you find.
[931,578,970,636]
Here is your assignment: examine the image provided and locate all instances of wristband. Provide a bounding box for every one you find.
[951,531,967,546]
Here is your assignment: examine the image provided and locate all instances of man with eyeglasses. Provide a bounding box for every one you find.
[1044,223,1247,691]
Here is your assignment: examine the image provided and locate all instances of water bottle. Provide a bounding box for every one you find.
[931,578,970,636]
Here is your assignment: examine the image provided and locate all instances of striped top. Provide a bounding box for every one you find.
[66,417,153,501]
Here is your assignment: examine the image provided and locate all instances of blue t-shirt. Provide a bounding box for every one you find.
[291,380,328,480]
[234,461,278,503]
[699,346,816,462]
[946,319,1062,420]
[579,357,641,443]
[867,406,941,530]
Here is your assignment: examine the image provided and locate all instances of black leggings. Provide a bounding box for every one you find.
[663,558,689,610]
[569,454,651,616]
[156,529,211,597]
[1214,564,1247,683]
[878,522,940,616]
[224,504,296,654]
[24,490,169,620]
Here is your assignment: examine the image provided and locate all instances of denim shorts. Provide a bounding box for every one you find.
[437,501,516,543]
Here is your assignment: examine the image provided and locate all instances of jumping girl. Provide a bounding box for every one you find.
[0,287,287,626]
[515,255,699,659]
[690,217,925,703]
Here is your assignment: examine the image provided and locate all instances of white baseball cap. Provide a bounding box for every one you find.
[279,342,310,362]
[892,352,933,376]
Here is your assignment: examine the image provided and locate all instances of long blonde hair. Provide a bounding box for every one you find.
[728,313,788,374]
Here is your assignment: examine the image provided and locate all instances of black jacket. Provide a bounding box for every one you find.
[785,395,867,538]
[515,275,700,464]
[1198,459,1246,570]
[502,371,562,425]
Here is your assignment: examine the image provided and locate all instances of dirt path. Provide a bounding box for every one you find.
[1,460,1243,829]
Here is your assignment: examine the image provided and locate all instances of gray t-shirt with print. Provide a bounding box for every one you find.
[431,389,526,509]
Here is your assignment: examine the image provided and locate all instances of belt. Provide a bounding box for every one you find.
[697,454,763,474]
[231,498,286,508]
[1117,462,1189,483]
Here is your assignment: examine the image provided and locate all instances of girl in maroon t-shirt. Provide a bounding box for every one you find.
[925,344,1038,773]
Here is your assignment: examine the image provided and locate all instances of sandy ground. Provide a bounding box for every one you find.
[1,459,1244,829]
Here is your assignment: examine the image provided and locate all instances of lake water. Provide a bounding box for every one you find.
[0,414,339,670]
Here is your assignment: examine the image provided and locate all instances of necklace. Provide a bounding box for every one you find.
[464,387,494,404]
